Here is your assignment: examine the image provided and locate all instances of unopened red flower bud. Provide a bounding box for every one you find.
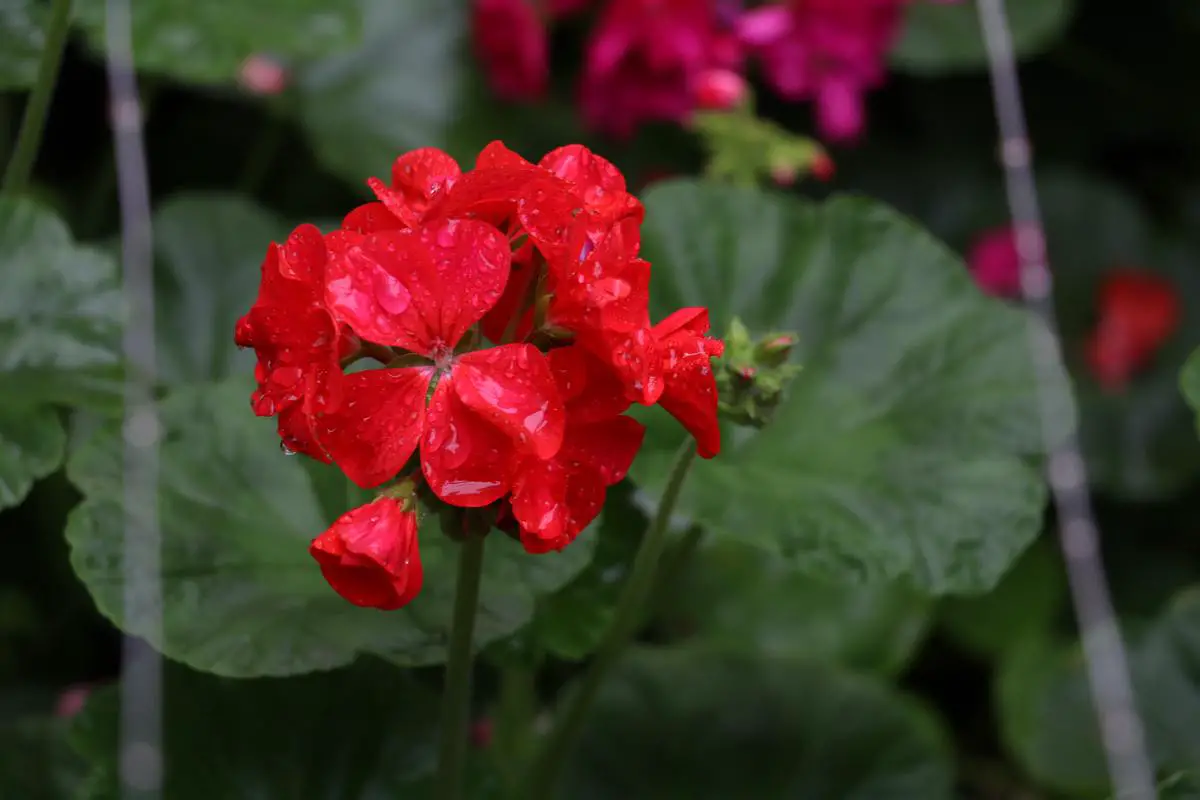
[694,68,747,111]
[810,151,835,182]
[238,54,288,95]
[738,365,757,380]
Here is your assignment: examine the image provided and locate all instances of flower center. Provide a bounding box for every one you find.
[431,343,456,372]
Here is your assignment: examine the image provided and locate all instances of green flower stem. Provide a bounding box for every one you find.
[652,523,705,613]
[495,666,538,795]
[435,532,487,800]
[1,0,74,195]
[526,440,698,800]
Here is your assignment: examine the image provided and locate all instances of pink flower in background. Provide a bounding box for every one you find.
[581,0,732,137]
[966,225,1022,297]
[55,684,92,718]
[738,0,904,142]
[472,0,550,102]
[238,54,288,95]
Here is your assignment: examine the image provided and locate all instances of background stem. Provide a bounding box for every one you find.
[434,533,487,800]
[1,0,74,195]
[526,441,698,800]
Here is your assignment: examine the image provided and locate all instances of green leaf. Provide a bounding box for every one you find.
[0,0,46,90]
[71,0,361,85]
[153,193,285,385]
[634,180,1064,595]
[997,587,1200,796]
[295,0,467,185]
[0,197,122,506]
[0,197,124,408]
[64,377,595,677]
[890,0,1076,75]
[940,536,1067,660]
[0,405,65,510]
[661,538,932,674]
[562,649,956,799]
[69,658,479,798]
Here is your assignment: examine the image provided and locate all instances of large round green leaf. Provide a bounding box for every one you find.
[0,0,46,90]
[69,658,499,798]
[0,197,122,508]
[890,0,1076,75]
[997,587,1200,797]
[660,538,932,674]
[65,378,595,677]
[634,180,1063,595]
[71,0,360,84]
[152,193,284,385]
[561,649,955,799]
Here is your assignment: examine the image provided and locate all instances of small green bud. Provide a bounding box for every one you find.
[715,317,801,429]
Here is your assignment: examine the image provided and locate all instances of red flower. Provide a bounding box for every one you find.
[237,140,728,611]
[653,308,725,458]
[471,0,549,102]
[511,346,645,552]
[581,0,724,137]
[314,219,566,506]
[310,497,423,610]
[1085,269,1181,389]
[235,224,354,460]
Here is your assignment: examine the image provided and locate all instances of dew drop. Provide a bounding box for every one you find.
[280,440,296,456]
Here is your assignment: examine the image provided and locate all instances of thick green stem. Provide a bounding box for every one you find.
[526,441,698,800]
[1,0,74,195]
[495,666,537,796]
[435,533,487,800]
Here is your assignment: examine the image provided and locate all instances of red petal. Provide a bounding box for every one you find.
[343,201,404,234]
[453,344,565,460]
[310,498,423,610]
[437,167,556,226]
[563,415,645,484]
[411,218,513,347]
[313,367,431,488]
[476,140,535,170]
[510,458,568,546]
[516,463,605,554]
[547,345,631,423]
[277,224,327,281]
[516,176,585,259]
[277,403,329,463]
[324,229,437,351]
[391,148,462,203]
[538,145,627,195]
[422,378,516,507]
[480,245,538,344]
[324,220,509,354]
[654,308,725,458]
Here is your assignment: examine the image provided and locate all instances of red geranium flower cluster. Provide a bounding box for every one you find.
[236,141,724,610]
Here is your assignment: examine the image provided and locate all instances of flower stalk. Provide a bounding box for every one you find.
[525,439,698,800]
[1,0,74,195]
[435,531,488,800]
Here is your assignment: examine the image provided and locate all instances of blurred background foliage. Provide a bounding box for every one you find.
[4,0,1200,797]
